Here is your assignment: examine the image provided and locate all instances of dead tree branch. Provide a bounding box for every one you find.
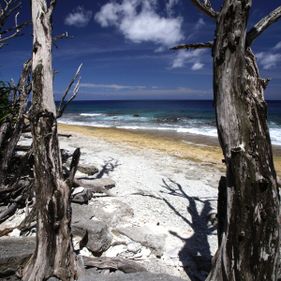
[57,63,82,118]
[53,31,73,48]
[67,148,80,185]
[0,59,32,184]
[171,41,213,50]
[0,1,28,47]
[0,202,18,223]
[247,5,281,46]
[47,0,56,17]
[53,31,72,42]
[190,0,218,19]
[0,0,21,25]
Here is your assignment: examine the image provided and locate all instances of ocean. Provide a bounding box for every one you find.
[59,100,281,146]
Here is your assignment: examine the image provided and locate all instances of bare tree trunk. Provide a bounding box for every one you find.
[22,1,76,280]
[207,0,280,280]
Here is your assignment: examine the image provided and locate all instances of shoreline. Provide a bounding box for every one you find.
[58,123,281,176]
[58,124,225,169]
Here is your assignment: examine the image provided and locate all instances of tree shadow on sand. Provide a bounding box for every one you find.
[161,178,217,281]
[95,158,121,179]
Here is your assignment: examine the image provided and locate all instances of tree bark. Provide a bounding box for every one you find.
[22,1,76,280]
[207,1,280,280]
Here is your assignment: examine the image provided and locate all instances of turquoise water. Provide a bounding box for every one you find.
[59,100,281,146]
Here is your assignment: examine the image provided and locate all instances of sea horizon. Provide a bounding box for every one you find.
[56,99,281,102]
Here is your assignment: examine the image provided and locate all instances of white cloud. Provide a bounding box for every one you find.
[166,0,179,16]
[171,49,205,69]
[78,84,210,98]
[95,0,183,47]
[273,41,281,50]
[191,62,204,70]
[256,52,281,69]
[194,18,205,31]
[65,6,93,28]
[80,83,146,90]
[95,0,207,71]
[186,18,206,42]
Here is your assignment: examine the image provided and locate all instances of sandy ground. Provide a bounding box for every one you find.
[6,124,279,280]
[59,124,281,176]
[58,124,224,280]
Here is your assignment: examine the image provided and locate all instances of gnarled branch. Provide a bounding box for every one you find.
[247,5,281,46]
[0,59,32,185]
[0,0,21,26]
[190,0,218,19]
[67,148,80,185]
[53,31,74,49]
[0,1,28,47]
[57,63,82,118]
[171,41,213,50]
[47,0,56,17]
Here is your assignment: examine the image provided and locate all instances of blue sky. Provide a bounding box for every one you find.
[0,0,281,100]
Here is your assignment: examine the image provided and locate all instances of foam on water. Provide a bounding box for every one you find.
[80,113,104,117]
[59,100,281,147]
[59,118,281,146]
[270,128,281,146]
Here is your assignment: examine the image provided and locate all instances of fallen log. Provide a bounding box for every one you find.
[0,203,18,223]
[15,145,31,152]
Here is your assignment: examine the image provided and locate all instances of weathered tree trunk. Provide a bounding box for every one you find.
[207,0,280,280]
[22,1,76,280]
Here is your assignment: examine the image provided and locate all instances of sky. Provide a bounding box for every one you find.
[0,0,281,100]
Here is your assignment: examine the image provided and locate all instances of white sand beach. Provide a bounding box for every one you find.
[58,125,223,280]
[3,123,280,280]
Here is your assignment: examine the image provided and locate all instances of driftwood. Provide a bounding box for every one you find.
[15,145,31,151]
[0,146,80,225]
[82,256,147,273]
[0,205,36,237]
[0,59,32,185]
[68,148,81,185]
[0,203,18,223]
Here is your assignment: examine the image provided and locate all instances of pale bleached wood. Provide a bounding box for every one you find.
[22,0,76,280]
[189,0,218,19]
[247,5,281,46]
